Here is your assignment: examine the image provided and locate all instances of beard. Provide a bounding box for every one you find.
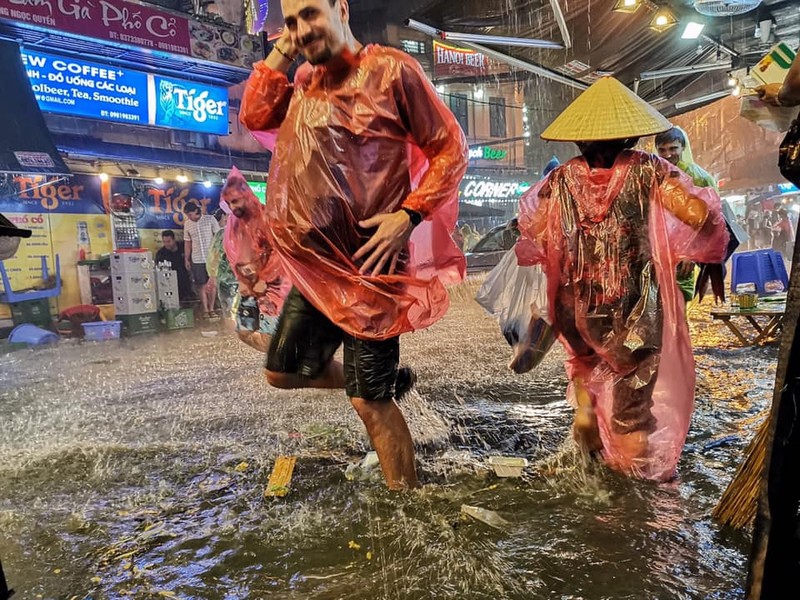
[300,35,333,65]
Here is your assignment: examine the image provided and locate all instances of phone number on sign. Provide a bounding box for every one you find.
[99,110,142,122]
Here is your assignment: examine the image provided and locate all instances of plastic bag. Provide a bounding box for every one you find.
[476,249,555,374]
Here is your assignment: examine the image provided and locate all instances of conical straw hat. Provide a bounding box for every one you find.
[541,76,672,142]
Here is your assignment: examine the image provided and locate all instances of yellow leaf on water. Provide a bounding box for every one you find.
[234,462,249,472]
[347,540,361,550]
[366,551,372,560]
[53,569,62,574]
[91,577,102,584]
[158,592,176,598]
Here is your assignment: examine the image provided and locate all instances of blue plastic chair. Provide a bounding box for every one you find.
[0,254,61,303]
[731,249,788,295]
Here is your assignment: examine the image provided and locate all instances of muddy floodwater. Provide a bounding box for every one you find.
[0,280,776,599]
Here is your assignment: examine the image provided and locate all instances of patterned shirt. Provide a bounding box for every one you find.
[183,215,219,264]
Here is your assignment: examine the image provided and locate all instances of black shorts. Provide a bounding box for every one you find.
[265,287,399,401]
[191,263,210,286]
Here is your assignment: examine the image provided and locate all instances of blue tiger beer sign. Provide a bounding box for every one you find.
[21,49,229,135]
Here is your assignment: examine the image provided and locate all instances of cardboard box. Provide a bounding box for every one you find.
[752,42,797,86]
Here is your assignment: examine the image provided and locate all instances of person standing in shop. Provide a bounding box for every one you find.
[183,200,220,319]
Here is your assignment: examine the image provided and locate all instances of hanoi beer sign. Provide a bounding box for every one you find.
[21,49,228,135]
[433,40,508,78]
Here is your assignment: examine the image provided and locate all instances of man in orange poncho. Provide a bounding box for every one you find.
[516,77,729,481]
[239,0,468,489]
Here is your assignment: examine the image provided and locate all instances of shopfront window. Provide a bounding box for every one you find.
[449,93,469,136]
[489,97,506,138]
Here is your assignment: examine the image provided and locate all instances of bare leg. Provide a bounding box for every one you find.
[205,281,217,313]
[572,377,603,453]
[350,397,419,490]
[265,361,346,390]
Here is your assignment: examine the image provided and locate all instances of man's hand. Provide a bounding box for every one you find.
[352,211,414,276]
[755,83,783,107]
[677,261,695,279]
[184,259,191,272]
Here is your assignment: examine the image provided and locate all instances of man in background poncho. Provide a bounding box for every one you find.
[516,77,729,481]
[655,126,746,303]
[239,0,468,489]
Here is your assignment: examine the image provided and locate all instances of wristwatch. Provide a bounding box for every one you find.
[401,207,423,227]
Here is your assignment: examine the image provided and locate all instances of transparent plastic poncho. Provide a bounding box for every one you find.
[220,167,290,317]
[239,45,468,340]
[516,150,729,481]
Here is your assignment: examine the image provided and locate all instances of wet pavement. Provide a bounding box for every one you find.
[0,279,776,599]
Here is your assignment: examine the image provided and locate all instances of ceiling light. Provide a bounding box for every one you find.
[435,84,445,93]
[727,75,738,87]
[612,0,641,13]
[203,180,213,188]
[98,173,109,182]
[153,177,164,185]
[649,9,678,33]
[474,88,484,100]
[681,22,705,40]
[176,173,189,183]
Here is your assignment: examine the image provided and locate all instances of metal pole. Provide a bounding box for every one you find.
[746,230,800,598]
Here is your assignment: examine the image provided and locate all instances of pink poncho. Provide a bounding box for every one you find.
[239,45,468,340]
[517,150,729,481]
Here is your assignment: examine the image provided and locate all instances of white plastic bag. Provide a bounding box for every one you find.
[476,250,555,373]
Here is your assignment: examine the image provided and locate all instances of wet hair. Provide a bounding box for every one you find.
[578,138,639,168]
[655,128,686,148]
[161,230,176,239]
[183,201,201,215]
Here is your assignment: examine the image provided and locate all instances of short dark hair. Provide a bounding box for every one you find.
[655,128,686,147]
[161,230,176,239]
[183,201,201,215]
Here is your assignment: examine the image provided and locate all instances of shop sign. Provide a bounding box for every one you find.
[247,181,267,204]
[0,174,105,214]
[0,0,262,68]
[468,146,508,161]
[433,40,507,78]
[461,179,532,201]
[152,75,228,135]
[111,179,221,229]
[778,182,800,194]
[22,49,228,135]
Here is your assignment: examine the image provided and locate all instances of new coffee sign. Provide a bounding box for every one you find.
[22,49,228,135]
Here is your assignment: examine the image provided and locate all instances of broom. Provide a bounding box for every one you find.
[712,413,770,529]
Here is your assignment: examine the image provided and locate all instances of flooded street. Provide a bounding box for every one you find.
[0,280,774,599]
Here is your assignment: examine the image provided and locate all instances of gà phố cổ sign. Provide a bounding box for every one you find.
[433,40,507,78]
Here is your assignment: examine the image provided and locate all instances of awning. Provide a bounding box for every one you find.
[459,202,505,218]
[0,40,70,176]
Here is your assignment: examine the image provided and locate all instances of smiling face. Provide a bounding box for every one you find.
[281,0,349,65]
[656,140,684,166]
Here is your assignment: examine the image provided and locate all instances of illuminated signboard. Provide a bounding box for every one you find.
[778,182,800,194]
[152,75,229,135]
[21,49,229,135]
[468,146,508,161]
[432,40,508,78]
[461,179,532,201]
[248,181,267,204]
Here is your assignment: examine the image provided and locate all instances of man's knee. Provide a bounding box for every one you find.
[350,396,392,427]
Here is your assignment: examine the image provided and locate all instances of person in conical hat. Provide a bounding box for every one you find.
[515,77,729,481]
